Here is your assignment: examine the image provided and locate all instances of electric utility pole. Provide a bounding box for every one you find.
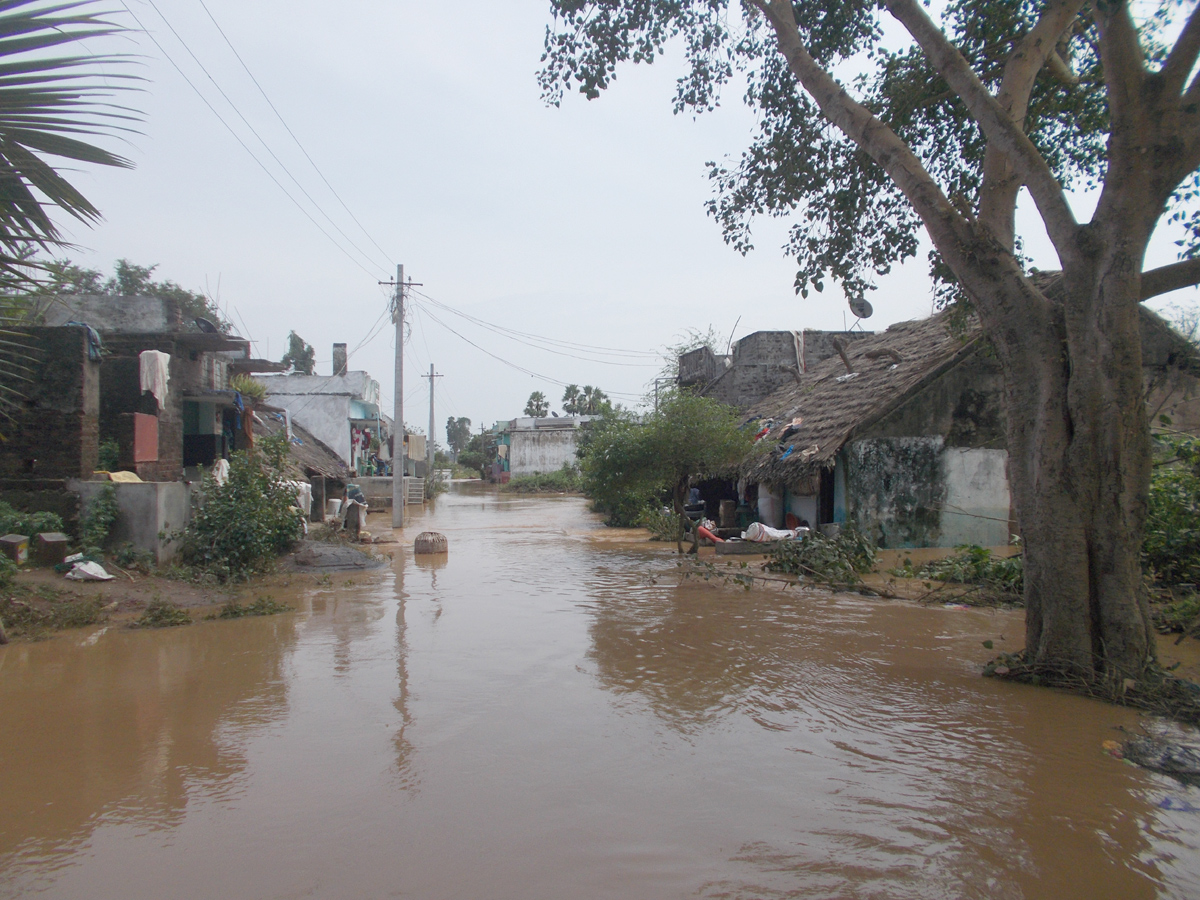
[423,364,441,472]
[388,265,405,528]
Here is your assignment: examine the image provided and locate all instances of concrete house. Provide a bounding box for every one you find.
[488,416,593,481]
[257,343,394,477]
[0,294,280,561]
[679,329,870,410]
[735,307,1200,548]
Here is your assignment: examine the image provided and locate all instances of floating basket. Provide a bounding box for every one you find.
[414,531,449,555]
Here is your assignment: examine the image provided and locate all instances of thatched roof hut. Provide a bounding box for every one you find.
[740,303,1200,488]
[741,313,978,484]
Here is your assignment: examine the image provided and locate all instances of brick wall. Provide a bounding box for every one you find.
[0,327,99,480]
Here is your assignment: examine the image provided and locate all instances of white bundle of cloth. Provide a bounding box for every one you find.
[743,522,802,542]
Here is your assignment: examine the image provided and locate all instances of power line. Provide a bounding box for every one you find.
[142,0,390,279]
[413,300,643,400]
[120,1,386,282]
[195,0,395,268]
[411,287,660,361]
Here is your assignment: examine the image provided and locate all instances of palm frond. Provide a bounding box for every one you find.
[0,0,138,431]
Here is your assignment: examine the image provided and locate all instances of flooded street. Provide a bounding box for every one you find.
[3,484,1200,899]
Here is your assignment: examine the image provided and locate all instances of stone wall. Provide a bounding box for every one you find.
[698,330,871,411]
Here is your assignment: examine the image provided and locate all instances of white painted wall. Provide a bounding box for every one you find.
[784,493,818,528]
[940,448,1011,547]
[269,393,352,464]
[509,429,579,476]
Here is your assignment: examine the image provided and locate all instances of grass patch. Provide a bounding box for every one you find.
[501,467,582,494]
[131,598,192,628]
[111,542,154,574]
[208,595,292,620]
[0,591,104,639]
[1153,588,1200,636]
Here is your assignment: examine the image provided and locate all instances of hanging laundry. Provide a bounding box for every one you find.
[138,350,171,409]
[65,321,103,360]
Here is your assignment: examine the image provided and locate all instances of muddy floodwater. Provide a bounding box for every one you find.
[3,484,1200,899]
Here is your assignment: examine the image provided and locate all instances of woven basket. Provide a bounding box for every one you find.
[413,531,449,554]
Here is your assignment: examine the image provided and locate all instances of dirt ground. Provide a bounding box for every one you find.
[2,536,390,633]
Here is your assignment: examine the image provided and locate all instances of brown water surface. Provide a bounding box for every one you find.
[2,484,1199,899]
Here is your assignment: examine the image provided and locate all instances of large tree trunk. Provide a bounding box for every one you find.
[986,250,1155,681]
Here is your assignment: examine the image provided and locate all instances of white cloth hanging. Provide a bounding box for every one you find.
[139,350,171,409]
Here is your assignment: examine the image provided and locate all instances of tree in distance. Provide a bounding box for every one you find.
[525,391,550,417]
[446,416,473,460]
[28,257,230,333]
[562,384,612,415]
[281,331,316,375]
[541,0,1200,685]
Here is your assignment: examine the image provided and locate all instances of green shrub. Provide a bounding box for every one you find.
[97,439,120,472]
[79,485,118,554]
[1155,590,1200,634]
[229,373,267,404]
[502,466,582,494]
[765,527,876,586]
[1146,435,1200,586]
[0,500,64,537]
[457,450,485,476]
[0,555,17,590]
[177,433,305,581]
[111,542,154,574]
[639,506,679,541]
[916,543,1024,594]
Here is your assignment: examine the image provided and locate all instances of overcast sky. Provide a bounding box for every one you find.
[56,1,1198,446]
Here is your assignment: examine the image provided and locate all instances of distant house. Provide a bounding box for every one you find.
[257,342,395,476]
[735,308,1200,549]
[487,416,593,481]
[679,329,870,410]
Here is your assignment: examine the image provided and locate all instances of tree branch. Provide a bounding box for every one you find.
[749,0,970,262]
[883,0,1080,253]
[980,0,1086,247]
[1141,259,1200,300]
[1094,0,1147,130]
[1161,3,1200,97]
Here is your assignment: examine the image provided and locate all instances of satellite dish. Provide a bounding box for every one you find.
[849,297,874,319]
[194,316,219,334]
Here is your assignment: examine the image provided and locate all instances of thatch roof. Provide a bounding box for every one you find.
[741,299,1200,485]
[254,407,351,483]
[741,313,979,484]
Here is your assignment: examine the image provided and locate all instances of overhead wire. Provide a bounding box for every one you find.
[120,1,387,282]
[195,0,395,268]
[412,300,644,400]
[409,288,659,363]
[142,0,390,279]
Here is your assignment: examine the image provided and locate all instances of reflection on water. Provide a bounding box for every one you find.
[1,483,1198,899]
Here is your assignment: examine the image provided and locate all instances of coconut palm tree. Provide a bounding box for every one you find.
[0,0,137,430]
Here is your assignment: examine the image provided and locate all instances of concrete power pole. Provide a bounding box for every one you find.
[391,264,405,528]
[424,364,441,473]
